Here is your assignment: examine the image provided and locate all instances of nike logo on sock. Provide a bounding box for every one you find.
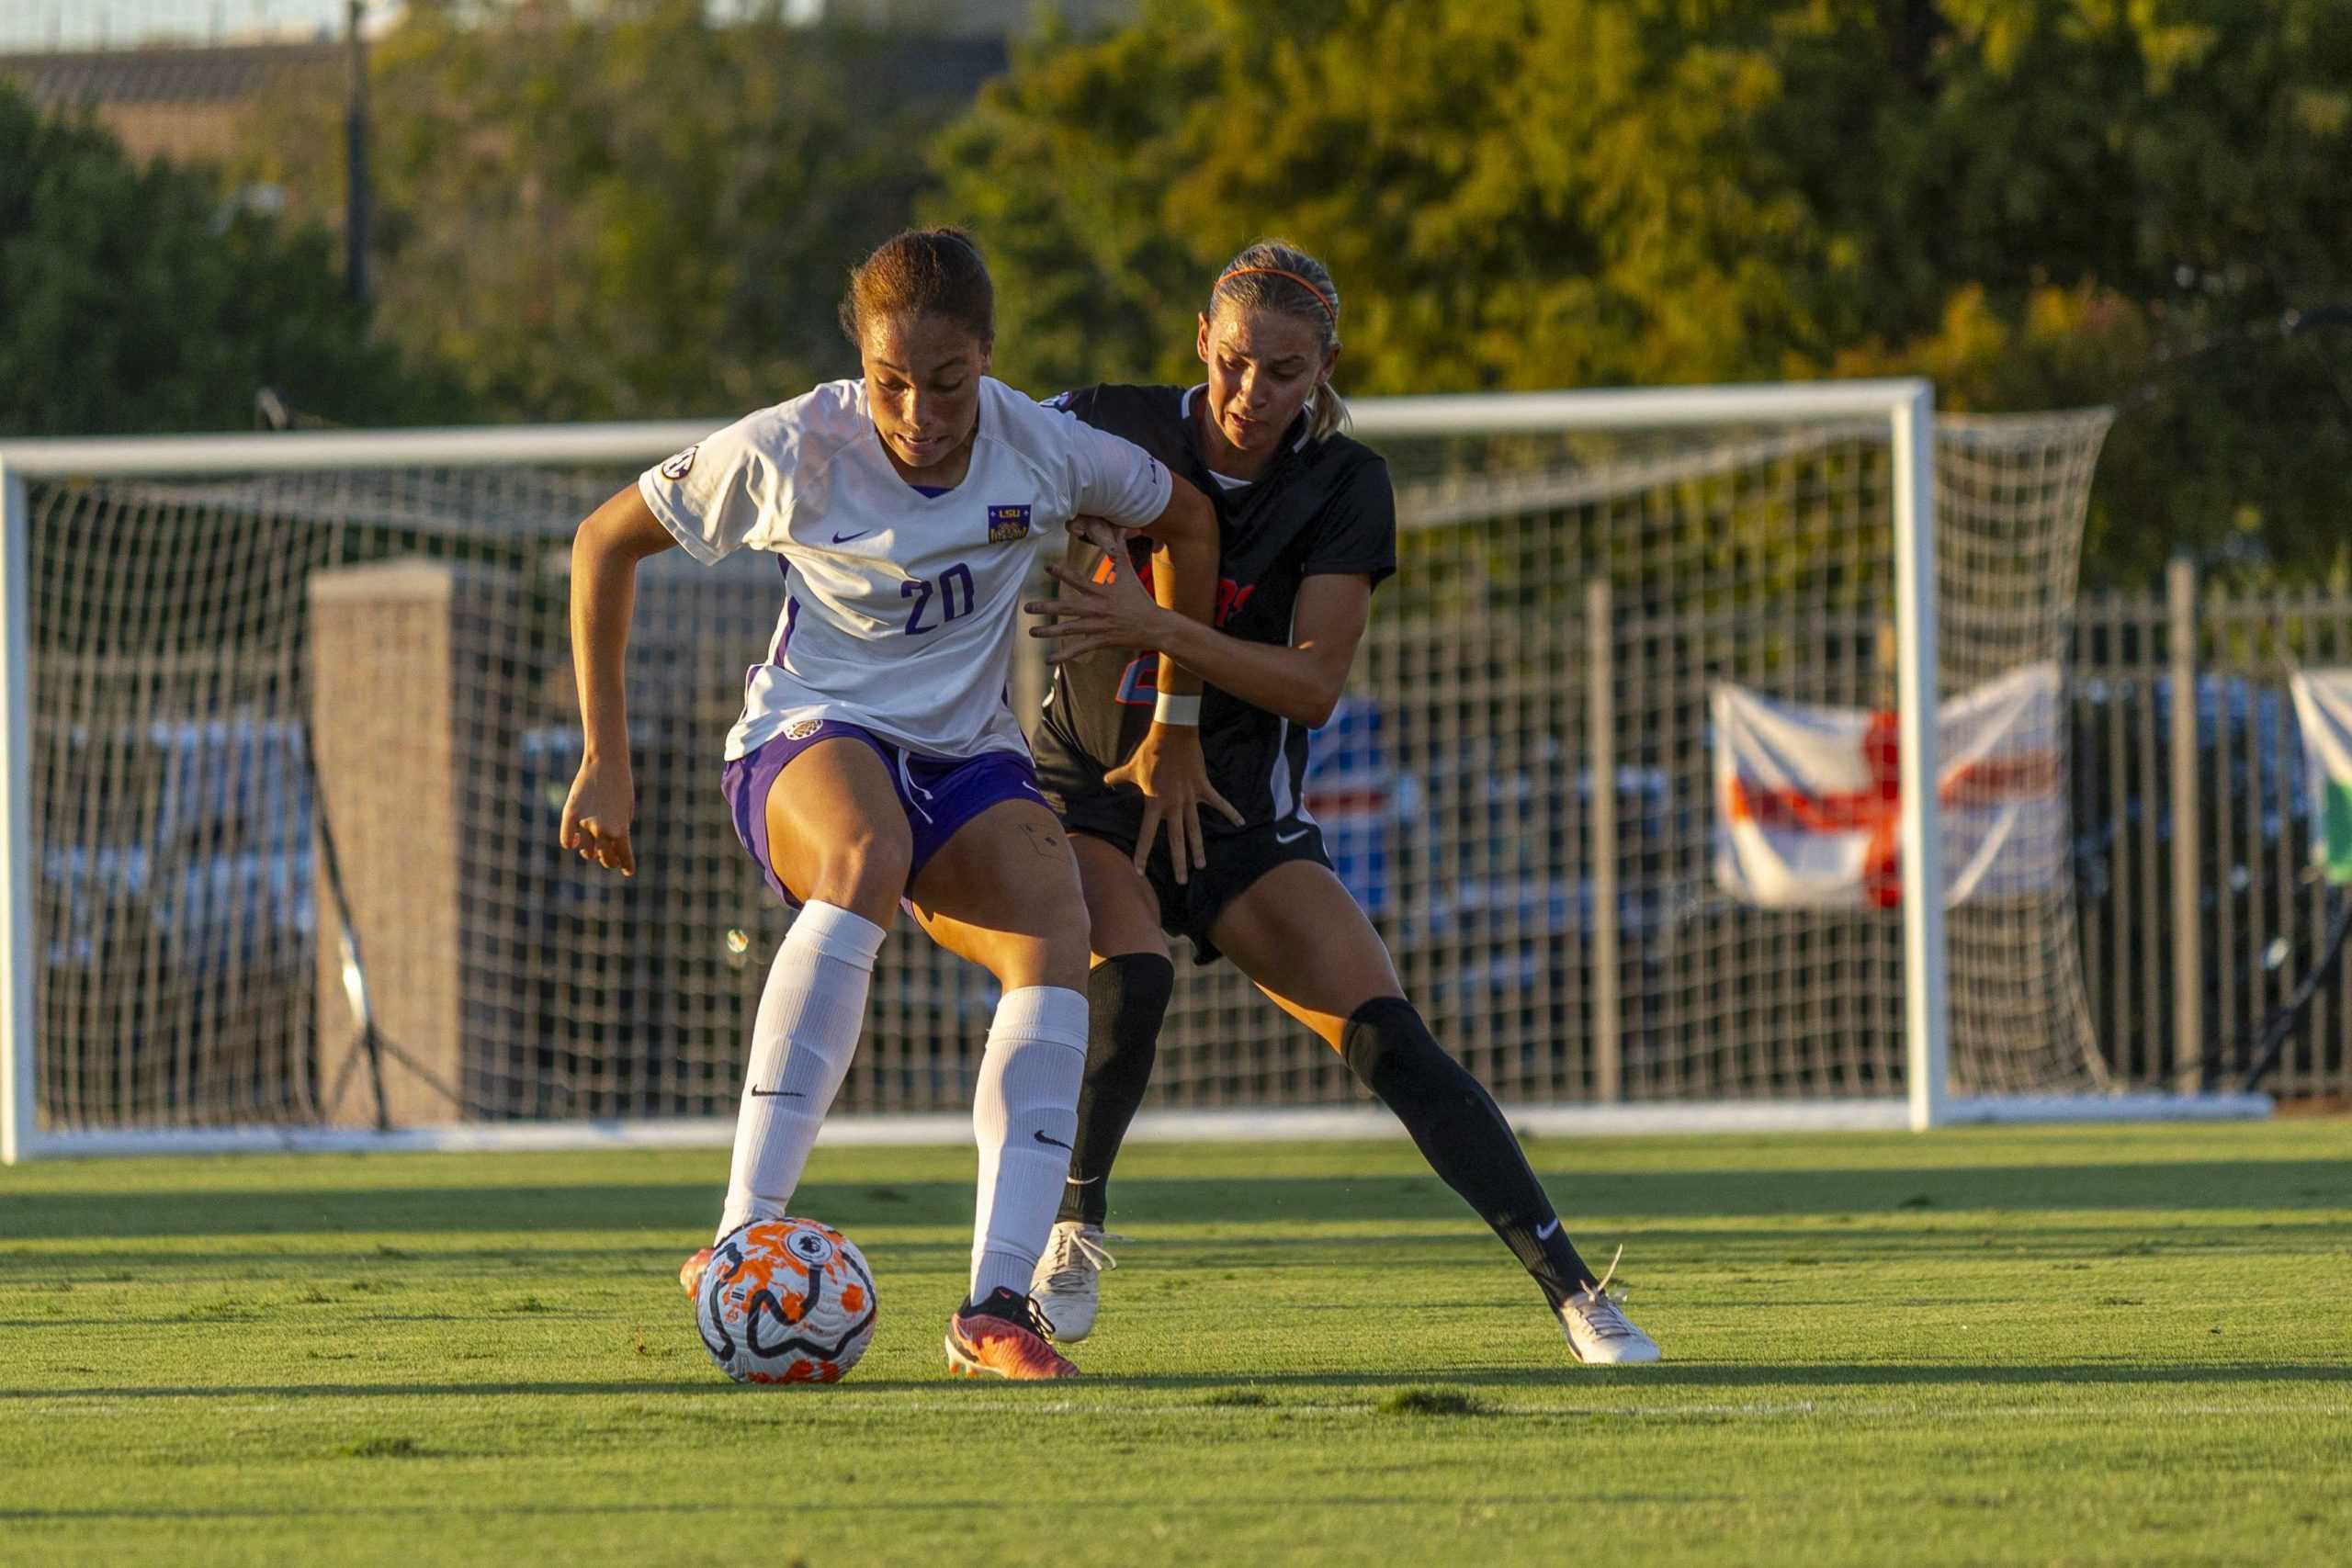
[1033,1130,1073,1151]
[1064,1173,1104,1186]
[1535,1218,1562,1241]
[831,529,873,544]
[1275,825,1311,844]
[749,1088,806,1098]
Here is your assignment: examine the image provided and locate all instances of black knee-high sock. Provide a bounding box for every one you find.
[1341,996,1599,1307]
[1055,953,1176,1229]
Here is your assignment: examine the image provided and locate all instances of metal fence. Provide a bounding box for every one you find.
[14,459,2349,1137]
[2073,570,2352,1098]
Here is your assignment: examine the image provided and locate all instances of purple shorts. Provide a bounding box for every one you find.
[721,720,1049,908]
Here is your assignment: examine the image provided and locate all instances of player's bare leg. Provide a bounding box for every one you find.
[762,739,920,927]
[1025,831,1169,1338]
[911,798,1096,1379]
[1212,861,1661,1365]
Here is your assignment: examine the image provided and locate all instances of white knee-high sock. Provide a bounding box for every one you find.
[715,901,887,1242]
[968,985,1089,1302]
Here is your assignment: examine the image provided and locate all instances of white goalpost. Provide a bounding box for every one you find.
[0,381,2269,1163]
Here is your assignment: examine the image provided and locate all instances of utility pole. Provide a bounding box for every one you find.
[345,0,370,307]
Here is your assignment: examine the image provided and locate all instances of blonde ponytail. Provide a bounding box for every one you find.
[1307,387,1352,441]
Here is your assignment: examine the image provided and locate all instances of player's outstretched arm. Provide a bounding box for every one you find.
[560,484,679,876]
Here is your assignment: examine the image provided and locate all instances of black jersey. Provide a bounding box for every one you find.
[1035,382,1396,830]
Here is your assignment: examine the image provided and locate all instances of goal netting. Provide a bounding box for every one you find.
[2,389,2156,1152]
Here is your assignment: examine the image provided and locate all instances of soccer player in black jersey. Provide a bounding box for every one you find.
[1023,240,1660,1364]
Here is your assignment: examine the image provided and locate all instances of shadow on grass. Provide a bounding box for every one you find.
[7,1491,1719,1524]
[6,1359,2348,1404]
[4,1220,2342,1299]
[2,1221,2342,1289]
[6,1159,2350,1242]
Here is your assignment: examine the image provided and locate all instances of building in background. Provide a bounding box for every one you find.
[0,41,338,164]
[0,0,1134,55]
[0,0,1130,167]
[817,0,1131,33]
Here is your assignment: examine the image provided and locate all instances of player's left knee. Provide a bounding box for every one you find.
[1037,886,1095,985]
[1340,994,1427,1062]
[1340,996,1476,1100]
[1056,901,1093,966]
[982,929,1091,996]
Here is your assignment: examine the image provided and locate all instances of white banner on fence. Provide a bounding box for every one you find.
[1713,661,2064,909]
[2287,667,2352,886]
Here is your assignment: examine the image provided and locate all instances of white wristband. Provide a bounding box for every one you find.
[1152,691,1203,727]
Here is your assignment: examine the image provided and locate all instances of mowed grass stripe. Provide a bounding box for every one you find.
[3,1122,2348,1566]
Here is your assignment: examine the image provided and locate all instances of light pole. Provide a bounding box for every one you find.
[345,0,370,306]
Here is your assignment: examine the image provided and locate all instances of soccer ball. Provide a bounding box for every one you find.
[694,1217,878,1384]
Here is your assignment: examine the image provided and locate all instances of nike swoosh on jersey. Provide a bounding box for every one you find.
[1275,826,1312,844]
[831,529,874,543]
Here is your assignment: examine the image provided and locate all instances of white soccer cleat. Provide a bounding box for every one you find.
[1029,1221,1119,1342]
[1557,1247,1662,1365]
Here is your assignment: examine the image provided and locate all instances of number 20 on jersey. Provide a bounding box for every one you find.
[902,563,975,635]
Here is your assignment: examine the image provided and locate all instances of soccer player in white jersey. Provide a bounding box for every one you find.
[560,228,1224,1380]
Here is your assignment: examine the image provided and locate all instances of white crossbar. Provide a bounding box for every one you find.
[0,382,1934,477]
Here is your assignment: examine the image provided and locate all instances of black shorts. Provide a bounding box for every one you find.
[1038,755,1334,967]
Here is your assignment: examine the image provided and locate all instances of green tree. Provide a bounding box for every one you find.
[237,0,980,423]
[932,1,2352,584]
[1799,1,2352,584]
[934,0,1829,397]
[0,81,448,436]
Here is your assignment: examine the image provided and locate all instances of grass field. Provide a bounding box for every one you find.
[4,1121,2349,1566]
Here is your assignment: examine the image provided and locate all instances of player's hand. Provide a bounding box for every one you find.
[560,756,638,876]
[1104,722,1242,886]
[1026,518,1167,661]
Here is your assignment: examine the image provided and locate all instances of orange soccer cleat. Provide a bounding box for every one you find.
[678,1246,715,1301]
[944,1287,1080,1380]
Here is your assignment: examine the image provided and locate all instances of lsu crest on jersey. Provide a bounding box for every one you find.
[987,504,1032,544]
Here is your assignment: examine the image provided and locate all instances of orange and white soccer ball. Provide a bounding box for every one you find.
[694,1217,878,1384]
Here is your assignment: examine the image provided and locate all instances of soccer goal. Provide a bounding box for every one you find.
[0,381,2268,1161]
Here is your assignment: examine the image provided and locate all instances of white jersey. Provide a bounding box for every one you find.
[639,376,1172,761]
